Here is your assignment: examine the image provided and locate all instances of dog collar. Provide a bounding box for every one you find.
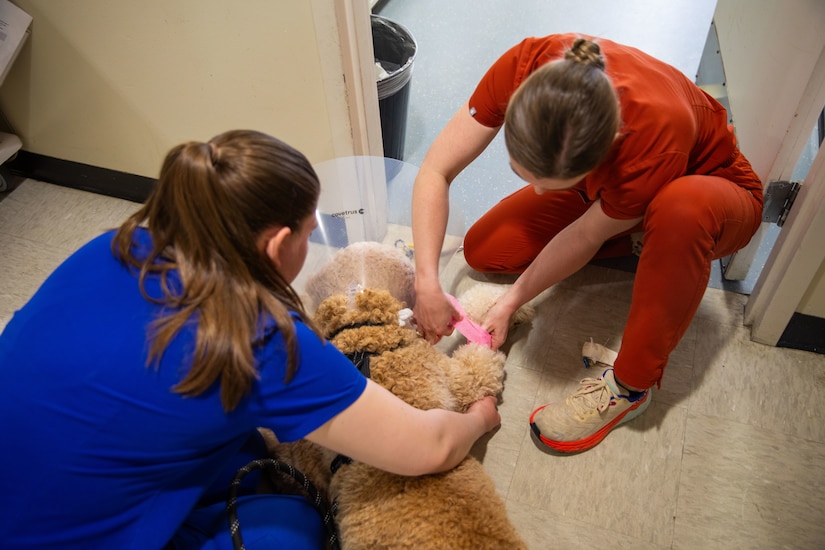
[326,321,383,341]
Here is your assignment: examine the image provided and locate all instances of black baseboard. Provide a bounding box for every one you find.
[6,150,154,203]
[778,312,825,355]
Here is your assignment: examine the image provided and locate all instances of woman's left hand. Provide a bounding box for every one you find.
[482,299,515,350]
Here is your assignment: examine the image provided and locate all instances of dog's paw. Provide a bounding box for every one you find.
[447,343,507,408]
[457,284,536,327]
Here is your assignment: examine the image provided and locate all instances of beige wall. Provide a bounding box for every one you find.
[0,0,358,179]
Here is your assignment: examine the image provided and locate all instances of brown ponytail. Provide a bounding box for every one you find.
[113,130,321,412]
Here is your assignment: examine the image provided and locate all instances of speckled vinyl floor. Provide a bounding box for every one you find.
[3,176,825,549]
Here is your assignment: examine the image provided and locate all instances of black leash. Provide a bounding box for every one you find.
[227,458,341,550]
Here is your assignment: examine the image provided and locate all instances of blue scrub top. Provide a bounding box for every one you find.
[0,229,366,549]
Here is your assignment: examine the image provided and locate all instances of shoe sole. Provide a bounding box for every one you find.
[529,391,651,453]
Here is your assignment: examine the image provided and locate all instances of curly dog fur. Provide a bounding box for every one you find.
[265,243,529,549]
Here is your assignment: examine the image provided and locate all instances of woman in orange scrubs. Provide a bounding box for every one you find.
[410,33,762,453]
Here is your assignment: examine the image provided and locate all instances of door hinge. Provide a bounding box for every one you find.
[762,180,800,227]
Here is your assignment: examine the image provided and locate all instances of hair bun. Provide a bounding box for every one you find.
[564,38,605,70]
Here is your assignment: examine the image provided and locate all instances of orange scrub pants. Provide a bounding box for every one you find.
[464,170,763,390]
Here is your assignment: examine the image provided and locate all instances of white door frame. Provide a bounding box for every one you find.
[330,0,383,158]
[745,44,825,343]
[706,0,825,345]
[746,137,825,344]
[718,0,825,281]
[740,16,825,345]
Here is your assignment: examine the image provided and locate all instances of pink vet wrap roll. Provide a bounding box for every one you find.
[445,293,493,348]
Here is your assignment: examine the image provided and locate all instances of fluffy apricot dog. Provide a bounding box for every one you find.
[266,242,529,550]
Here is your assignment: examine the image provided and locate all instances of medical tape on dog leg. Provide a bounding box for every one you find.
[582,338,618,368]
[444,293,492,348]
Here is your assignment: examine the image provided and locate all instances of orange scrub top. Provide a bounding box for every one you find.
[467,33,762,220]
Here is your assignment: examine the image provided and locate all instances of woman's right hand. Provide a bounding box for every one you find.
[413,283,459,344]
[467,395,501,433]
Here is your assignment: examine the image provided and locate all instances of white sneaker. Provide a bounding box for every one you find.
[529,368,650,453]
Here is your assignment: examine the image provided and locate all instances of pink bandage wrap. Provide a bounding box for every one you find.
[444,293,493,348]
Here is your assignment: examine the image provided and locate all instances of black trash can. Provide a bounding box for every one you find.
[372,15,417,161]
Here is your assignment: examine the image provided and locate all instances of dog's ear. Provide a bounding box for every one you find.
[313,295,351,337]
[313,289,405,340]
[314,288,417,357]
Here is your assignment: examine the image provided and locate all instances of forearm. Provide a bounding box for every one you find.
[412,102,499,288]
[308,382,498,476]
[411,168,450,287]
[501,221,602,312]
